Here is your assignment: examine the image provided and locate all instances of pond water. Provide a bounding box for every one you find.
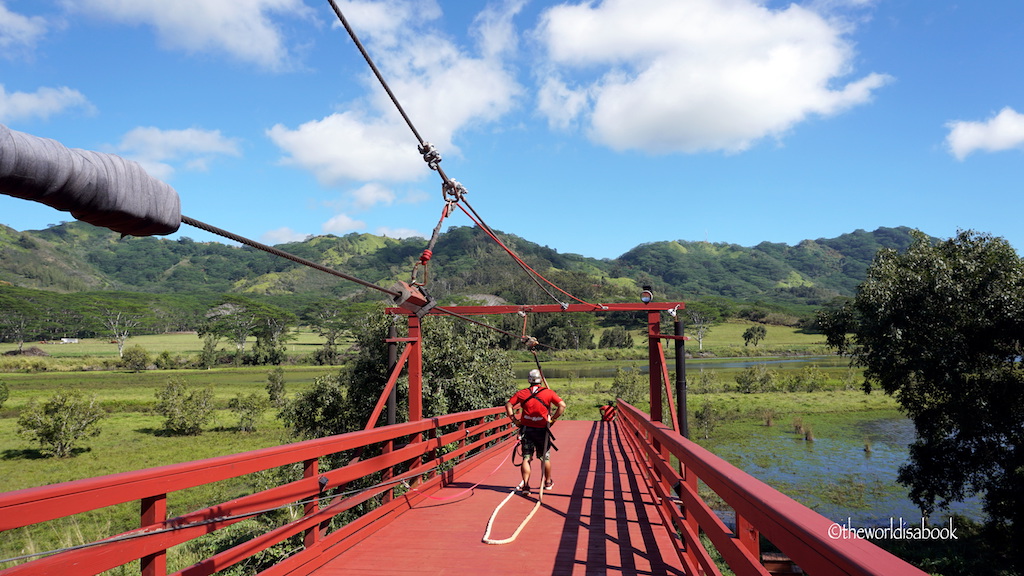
[699,411,986,527]
[517,355,849,379]
[519,356,987,526]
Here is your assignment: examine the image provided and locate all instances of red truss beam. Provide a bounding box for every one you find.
[387,302,685,316]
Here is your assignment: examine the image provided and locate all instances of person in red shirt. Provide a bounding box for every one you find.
[505,369,566,493]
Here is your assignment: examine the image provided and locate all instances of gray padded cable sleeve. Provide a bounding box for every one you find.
[0,124,181,236]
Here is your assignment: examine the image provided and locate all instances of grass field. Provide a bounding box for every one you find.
[0,319,824,362]
[0,348,901,573]
[0,330,332,359]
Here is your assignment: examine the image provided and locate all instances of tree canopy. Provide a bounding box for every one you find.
[819,230,1024,568]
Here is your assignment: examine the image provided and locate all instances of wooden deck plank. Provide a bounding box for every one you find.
[313,421,686,576]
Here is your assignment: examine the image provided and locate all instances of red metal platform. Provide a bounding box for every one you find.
[316,420,685,575]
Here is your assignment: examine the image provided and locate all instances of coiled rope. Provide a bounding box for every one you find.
[481,424,553,545]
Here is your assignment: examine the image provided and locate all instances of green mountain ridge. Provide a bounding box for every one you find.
[0,221,921,308]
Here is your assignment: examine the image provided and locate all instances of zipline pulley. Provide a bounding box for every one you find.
[391,280,438,318]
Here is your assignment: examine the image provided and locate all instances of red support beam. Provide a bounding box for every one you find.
[387,302,686,316]
[364,344,413,430]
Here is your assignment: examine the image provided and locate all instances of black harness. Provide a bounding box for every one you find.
[517,386,558,454]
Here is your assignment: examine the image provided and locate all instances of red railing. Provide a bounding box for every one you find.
[615,400,930,576]
[0,407,514,576]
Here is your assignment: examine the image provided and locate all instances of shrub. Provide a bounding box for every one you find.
[690,369,722,394]
[120,344,150,372]
[610,365,645,405]
[693,402,722,439]
[155,378,214,435]
[735,364,778,393]
[17,389,105,457]
[266,367,286,407]
[153,350,183,370]
[229,392,269,432]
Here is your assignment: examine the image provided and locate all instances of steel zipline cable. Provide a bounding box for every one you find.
[180,216,546,348]
[324,0,600,311]
[182,215,400,297]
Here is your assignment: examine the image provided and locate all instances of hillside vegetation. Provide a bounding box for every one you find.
[0,221,920,309]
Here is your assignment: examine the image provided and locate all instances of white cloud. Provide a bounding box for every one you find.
[534,0,891,154]
[0,84,91,122]
[537,77,589,131]
[333,0,441,47]
[116,126,241,180]
[946,107,1024,161]
[65,0,311,70]
[261,227,312,244]
[376,226,424,239]
[323,213,366,234]
[0,2,48,53]
[351,182,396,210]
[268,112,423,184]
[268,1,523,186]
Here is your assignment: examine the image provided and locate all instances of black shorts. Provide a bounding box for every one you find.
[520,426,551,461]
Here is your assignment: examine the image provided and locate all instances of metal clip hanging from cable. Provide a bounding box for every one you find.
[412,200,457,287]
[442,179,467,203]
[419,142,442,171]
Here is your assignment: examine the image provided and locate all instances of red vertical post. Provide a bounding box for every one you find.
[407,315,423,423]
[736,513,761,561]
[303,458,319,548]
[682,470,700,565]
[140,494,167,576]
[648,310,663,424]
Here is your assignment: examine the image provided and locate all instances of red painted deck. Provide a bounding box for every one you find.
[315,420,685,575]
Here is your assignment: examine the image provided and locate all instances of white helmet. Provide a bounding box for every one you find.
[527,369,543,384]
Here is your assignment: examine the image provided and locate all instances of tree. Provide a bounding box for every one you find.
[819,230,1024,568]
[155,378,215,435]
[0,290,40,352]
[202,297,262,358]
[540,313,596,350]
[17,389,105,457]
[742,324,766,346]
[283,309,517,439]
[303,298,366,365]
[685,305,719,351]
[249,303,296,365]
[598,325,634,348]
[201,297,296,365]
[92,304,146,358]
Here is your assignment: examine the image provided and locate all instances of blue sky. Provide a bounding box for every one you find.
[1,0,1023,260]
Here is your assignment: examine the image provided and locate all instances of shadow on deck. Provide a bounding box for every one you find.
[316,420,684,575]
